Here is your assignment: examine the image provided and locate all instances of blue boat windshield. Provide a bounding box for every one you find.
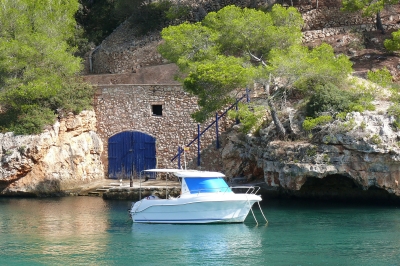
[184,177,231,194]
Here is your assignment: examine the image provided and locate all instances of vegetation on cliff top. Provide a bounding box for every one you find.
[1,0,400,135]
[0,0,94,135]
[158,5,356,136]
[158,3,400,137]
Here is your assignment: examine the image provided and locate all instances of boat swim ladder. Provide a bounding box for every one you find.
[245,191,268,225]
[248,201,268,225]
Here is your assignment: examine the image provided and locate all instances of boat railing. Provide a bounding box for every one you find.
[183,186,260,196]
[230,186,261,195]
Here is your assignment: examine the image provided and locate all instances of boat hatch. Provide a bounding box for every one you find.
[183,177,232,194]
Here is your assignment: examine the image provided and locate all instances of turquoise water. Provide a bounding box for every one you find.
[1,197,400,266]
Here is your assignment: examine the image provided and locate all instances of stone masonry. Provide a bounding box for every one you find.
[94,82,232,175]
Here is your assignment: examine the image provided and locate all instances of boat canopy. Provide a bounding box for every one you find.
[174,170,225,178]
[143,169,226,178]
[143,169,182,173]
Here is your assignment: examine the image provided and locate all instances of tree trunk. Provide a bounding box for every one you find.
[264,80,286,138]
[267,98,286,138]
[376,12,385,34]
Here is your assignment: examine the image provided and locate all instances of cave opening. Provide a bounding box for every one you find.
[289,174,400,205]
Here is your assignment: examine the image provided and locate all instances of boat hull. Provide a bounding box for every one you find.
[130,194,261,224]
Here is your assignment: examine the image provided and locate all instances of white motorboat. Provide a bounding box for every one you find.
[130,169,267,224]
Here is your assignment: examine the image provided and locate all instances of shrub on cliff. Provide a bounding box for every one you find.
[306,84,354,117]
[228,103,266,134]
[302,115,333,131]
[306,83,375,119]
[388,103,400,130]
[367,67,393,87]
[384,29,400,52]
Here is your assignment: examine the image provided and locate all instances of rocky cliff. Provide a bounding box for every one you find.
[220,99,400,203]
[0,111,104,197]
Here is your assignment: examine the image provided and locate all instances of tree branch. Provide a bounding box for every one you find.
[248,50,267,67]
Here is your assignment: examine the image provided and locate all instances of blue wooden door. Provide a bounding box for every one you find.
[108,131,156,179]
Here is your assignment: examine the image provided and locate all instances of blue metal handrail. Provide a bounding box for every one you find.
[171,88,250,164]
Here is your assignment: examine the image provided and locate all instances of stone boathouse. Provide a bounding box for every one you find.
[85,64,231,179]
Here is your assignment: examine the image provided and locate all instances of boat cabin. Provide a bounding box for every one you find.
[174,171,232,194]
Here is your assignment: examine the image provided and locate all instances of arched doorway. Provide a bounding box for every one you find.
[108,131,156,179]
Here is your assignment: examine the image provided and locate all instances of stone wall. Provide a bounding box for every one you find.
[89,25,165,74]
[94,83,233,175]
[303,23,400,43]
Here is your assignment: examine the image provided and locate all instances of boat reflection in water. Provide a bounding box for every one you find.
[130,169,267,224]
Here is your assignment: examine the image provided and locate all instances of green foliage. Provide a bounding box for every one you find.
[77,0,191,44]
[165,4,191,21]
[389,84,400,103]
[306,84,353,117]
[50,78,95,115]
[306,146,317,157]
[336,112,348,121]
[9,107,57,135]
[112,0,145,22]
[159,23,219,71]
[0,0,94,135]
[385,29,400,52]
[128,0,174,36]
[367,67,393,87]
[360,121,367,131]
[184,57,256,122]
[18,146,26,154]
[388,103,400,130]
[268,44,353,92]
[159,4,353,123]
[202,5,303,56]
[75,0,120,46]
[227,103,266,133]
[302,115,333,131]
[339,118,357,132]
[306,83,375,118]
[341,0,400,16]
[370,134,382,145]
[159,5,305,122]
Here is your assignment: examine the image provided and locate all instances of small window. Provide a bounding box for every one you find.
[152,105,163,116]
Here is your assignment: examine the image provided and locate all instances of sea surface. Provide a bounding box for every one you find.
[0,196,400,266]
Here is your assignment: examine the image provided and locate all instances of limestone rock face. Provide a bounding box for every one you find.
[221,106,400,199]
[0,111,104,196]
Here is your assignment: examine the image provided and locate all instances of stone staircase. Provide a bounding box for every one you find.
[87,181,129,197]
